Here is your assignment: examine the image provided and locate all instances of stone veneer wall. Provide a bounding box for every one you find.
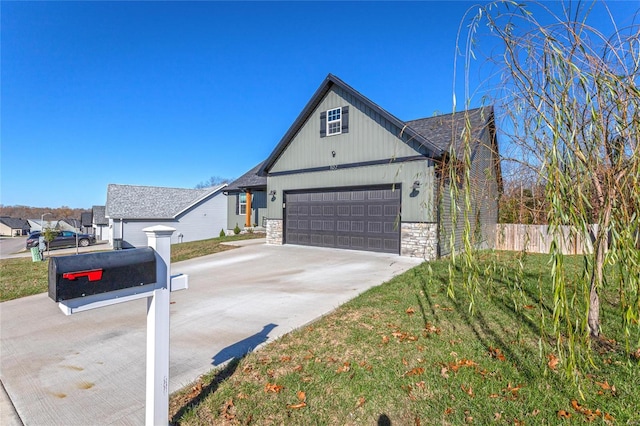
[401,222,438,260]
[265,219,283,245]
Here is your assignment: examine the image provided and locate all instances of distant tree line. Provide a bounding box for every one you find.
[194,176,234,189]
[0,205,90,220]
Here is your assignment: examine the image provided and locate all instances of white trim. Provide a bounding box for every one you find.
[327,107,342,136]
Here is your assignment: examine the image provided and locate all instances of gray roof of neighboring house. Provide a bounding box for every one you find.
[0,217,30,229]
[81,212,93,227]
[106,183,227,219]
[92,205,108,225]
[225,162,267,192]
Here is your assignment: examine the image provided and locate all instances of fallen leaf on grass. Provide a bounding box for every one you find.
[264,383,283,393]
[293,364,303,372]
[531,409,540,416]
[502,383,522,396]
[489,347,506,361]
[493,412,502,420]
[444,407,453,415]
[223,399,235,420]
[440,366,450,378]
[287,402,307,409]
[461,384,474,397]
[336,362,351,373]
[557,410,571,419]
[280,356,291,362]
[382,335,390,344]
[404,367,424,376]
[547,353,559,370]
[297,390,306,401]
[424,322,441,335]
[406,307,415,315]
[356,396,365,407]
[523,304,535,310]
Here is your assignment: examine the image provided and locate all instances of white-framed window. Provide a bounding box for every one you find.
[238,193,247,215]
[327,107,342,135]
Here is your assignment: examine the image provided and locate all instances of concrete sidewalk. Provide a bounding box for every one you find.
[1,242,422,425]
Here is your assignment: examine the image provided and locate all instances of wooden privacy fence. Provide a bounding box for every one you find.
[494,224,597,255]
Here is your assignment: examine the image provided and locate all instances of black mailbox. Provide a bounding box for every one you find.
[49,247,157,302]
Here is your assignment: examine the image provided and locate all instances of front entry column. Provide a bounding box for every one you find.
[245,191,252,228]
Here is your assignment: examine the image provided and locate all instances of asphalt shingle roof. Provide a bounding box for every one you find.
[0,217,29,229]
[106,184,226,219]
[405,106,493,157]
[92,206,108,225]
[225,162,267,192]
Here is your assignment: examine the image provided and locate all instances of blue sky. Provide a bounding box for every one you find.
[1,1,637,209]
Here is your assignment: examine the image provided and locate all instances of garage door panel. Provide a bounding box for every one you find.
[285,187,401,254]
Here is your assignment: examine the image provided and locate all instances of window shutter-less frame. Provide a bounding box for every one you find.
[319,111,327,138]
[341,106,349,133]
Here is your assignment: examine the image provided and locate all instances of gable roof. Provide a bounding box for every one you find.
[259,73,445,175]
[0,217,30,229]
[106,183,227,219]
[81,212,93,227]
[225,162,267,192]
[406,106,495,157]
[92,205,108,225]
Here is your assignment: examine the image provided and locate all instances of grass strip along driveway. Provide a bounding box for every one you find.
[0,234,263,302]
[169,252,639,425]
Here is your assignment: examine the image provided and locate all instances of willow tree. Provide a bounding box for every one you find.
[452,0,639,361]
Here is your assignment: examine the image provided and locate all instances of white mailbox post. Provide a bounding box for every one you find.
[48,225,187,426]
[144,225,173,426]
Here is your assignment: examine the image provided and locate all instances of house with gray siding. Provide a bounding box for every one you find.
[224,162,267,232]
[105,183,227,247]
[258,74,501,259]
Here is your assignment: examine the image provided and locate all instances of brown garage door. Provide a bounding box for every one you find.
[284,187,401,254]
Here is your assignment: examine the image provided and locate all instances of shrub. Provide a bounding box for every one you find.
[219,228,225,238]
[233,224,241,235]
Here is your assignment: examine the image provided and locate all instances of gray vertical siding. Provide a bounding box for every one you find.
[226,191,268,230]
[438,128,499,256]
[270,88,430,174]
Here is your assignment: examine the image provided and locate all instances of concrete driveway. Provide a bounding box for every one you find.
[1,240,423,425]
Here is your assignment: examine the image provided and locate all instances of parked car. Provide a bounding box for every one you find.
[26,231,96,249]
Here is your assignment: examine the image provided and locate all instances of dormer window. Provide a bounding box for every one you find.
[327,107,342,135]
[319,106,349,138]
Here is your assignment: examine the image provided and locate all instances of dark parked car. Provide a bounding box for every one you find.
[26,231,96,249]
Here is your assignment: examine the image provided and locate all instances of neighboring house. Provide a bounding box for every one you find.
[105,183,228,247]
[224,162,267,231]
[92,205,110,241]
[0,217,30,236]
[81,212,93,234]
[27,219,56,232]
[59,218,81,232]
[257,74,501,259]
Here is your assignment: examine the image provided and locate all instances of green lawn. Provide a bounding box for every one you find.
[0,233,264,302]
[169,252,639,425]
